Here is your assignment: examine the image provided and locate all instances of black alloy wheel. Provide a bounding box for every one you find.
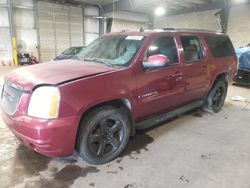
[77,106,130,165]
[212,86,224,109]
[88,117,124,158]
[203,80,227,113]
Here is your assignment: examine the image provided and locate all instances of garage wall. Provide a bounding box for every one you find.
[154,10,220,31]
[84,6,99,45]
[227,4,250,48]
[37,1,84,62]
[13,0,38,58]
[154,5,250,47]
[0,1,12,66]
[154,5,250,48]
[104,11,150,32]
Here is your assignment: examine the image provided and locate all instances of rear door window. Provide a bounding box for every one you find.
[180,36,204,63]
[205,35,235,58]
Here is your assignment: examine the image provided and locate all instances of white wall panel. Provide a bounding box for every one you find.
[112,20,149,32]
[154,10,219,30]
[227,4,250,47]
[14,8,35,29]
[13,1,38,59]
[153,6,250,48]
[0,0,7,5]
[0,28,12,65]
[85,6,98,16]
[84,17,99,33]
[84,6,99,45]
[0,5,12,65]
[85,33,98,45]
[16,29,38,57]
[104,11,150,33]
[105,11,149,23]
[0,7,9,27]
[13,0,33,7]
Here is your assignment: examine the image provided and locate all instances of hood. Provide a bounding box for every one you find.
[6,60,116,91]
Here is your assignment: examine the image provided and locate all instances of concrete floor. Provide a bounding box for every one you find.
[0,67,250,188]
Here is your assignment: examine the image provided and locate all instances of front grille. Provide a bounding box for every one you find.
[1,81,24,115]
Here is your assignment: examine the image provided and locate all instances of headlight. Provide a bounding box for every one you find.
[28,86,60,119]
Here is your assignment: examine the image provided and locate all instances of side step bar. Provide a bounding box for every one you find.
[135,100,204,130]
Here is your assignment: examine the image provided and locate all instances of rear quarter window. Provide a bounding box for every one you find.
[205,35,236,58]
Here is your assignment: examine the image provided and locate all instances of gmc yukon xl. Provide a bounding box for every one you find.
[0,29,237,164]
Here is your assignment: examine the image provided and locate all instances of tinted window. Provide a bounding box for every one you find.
[181,36,204,62]
[146,36,179,65]
[205,35,235,58]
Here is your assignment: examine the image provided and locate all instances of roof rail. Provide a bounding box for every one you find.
[157,28,223,33]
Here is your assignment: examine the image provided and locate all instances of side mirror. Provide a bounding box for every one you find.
[143,54,169,69]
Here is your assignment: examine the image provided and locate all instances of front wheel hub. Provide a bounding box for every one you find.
[88,117,124,157]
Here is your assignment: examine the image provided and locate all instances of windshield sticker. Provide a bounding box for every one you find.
[126,36,144,40]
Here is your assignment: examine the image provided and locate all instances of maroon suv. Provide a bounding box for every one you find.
[1,29,237,164]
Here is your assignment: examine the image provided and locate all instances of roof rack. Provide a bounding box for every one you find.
[156,28,223,33]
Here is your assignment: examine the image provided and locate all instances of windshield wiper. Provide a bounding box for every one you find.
[84,58,113,67]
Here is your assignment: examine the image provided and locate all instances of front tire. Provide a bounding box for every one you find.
[203,80,227,113]
[76,106,130,165]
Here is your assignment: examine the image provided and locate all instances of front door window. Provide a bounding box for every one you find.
[145,36,179,66]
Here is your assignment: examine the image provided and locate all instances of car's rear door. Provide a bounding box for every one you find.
[179,34,210,101]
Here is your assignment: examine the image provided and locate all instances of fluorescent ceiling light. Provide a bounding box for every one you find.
[233,0,247,3]
[155,7,166,16]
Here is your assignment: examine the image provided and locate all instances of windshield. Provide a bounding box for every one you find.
[62,47,83,56]
[76,35,145,66]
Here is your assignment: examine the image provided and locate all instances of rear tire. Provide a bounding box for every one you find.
[203,80,227,113]
[76,106,130,165]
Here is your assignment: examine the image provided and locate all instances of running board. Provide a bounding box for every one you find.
[135,100,204,130]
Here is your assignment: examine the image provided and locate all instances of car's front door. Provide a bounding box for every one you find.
[135,34,186,120]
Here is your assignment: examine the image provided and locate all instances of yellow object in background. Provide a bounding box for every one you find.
[12,37,18,66]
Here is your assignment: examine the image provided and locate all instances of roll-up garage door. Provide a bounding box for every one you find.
[37,1,84,62]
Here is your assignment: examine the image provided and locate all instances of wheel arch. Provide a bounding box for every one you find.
[209,72,229,91]
[75,98,135,149]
